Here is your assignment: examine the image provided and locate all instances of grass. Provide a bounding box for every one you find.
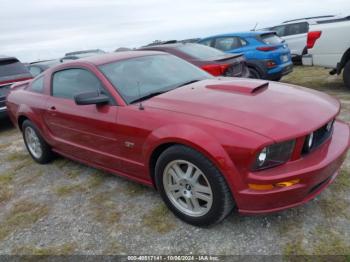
[54,184,87,197]
[123,182,148,197]
[103,241,125,255]
[53,158,69,169]
[0,187,13,204]
[13,243,77,255]
[6,151,31,162]
[0,172,14,184]
[142,204,176,234]
[0,200,50,241]
[86,172,106,188]
[0,142,12,149]
[332,168,350,193]
[54,171,109,197]
[88,192,121,225]
[0,171,15,203]
[312,227,350,255]
[282,66,345,91]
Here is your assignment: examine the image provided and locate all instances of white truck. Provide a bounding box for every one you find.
[263,15,339,62]
[302,16,350,89]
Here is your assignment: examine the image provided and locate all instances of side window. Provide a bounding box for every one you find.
[29,66,42,77]
[285,22,309,36]
[214,37,242,51]
[199,39,212,47]
[240,38,248,46]
[30,76,44,93]
[52,68,103,99]
[271,25,286,37]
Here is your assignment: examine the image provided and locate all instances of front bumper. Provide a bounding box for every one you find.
[266,62,293,80]
[236,120,350,215]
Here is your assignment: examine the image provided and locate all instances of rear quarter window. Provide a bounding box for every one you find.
[30,76,44,93]
[260,33,284,45]
[285,22,309,35]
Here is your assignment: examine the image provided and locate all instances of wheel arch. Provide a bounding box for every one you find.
[17,115,29,131]
[144,124,241,199]
[338,48,350,74]
[246,61,265,78]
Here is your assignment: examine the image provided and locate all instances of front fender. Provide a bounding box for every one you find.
[142,124,241,199]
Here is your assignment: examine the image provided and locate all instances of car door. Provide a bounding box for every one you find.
[44,67,120,169]
[277,22,308,57]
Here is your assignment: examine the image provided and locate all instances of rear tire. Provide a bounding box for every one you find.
[155,145,235,227]
[22,120,54,164]
[248,68,262,79]
[344,61,350,89]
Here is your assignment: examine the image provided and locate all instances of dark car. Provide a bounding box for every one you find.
[28,59,61,77]
[139,43,250,78]
[60,49,106,62]
[0,56,32,118]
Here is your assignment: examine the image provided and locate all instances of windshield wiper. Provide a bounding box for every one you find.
[129,80,203,104]
[130,91,165,104]
[176,79,202,88]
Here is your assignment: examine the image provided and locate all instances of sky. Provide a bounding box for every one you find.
[1,0,349,62]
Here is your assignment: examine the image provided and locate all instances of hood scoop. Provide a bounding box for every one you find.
[206,80,269,95]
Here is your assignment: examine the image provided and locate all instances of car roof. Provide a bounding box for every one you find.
[65,51,166,66]
[65,49,105,56]
[282,15,336,24]
[0,56,19,62]
[140,42,199,49]
[201,31,274,39]
[30,59,58,65]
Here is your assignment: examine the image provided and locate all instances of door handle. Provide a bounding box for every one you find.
[49,106,56,110]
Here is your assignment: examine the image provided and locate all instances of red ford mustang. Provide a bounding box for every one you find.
[6,51,350,226]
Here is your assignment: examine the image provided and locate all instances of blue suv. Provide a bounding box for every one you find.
[198,31,293,81]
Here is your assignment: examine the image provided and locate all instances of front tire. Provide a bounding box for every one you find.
[22,120,54,164]
[343,60,350,89]
[155,145,234,226]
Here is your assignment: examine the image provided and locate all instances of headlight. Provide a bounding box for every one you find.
[252,140,296,171]
[305,132,314,151]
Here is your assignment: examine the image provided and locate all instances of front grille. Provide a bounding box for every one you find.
[224,63,243,77]
[302,120,334,155]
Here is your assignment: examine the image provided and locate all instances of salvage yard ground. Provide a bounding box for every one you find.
[0,66,349,256]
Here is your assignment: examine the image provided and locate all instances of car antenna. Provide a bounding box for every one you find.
[252,22,258,31]
[137,81,144,110]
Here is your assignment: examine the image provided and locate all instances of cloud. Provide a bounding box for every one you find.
[1,0,349,62]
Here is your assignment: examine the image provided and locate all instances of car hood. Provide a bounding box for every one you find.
[146,78,340,141]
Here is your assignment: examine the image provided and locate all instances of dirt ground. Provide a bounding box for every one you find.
[0,66,349,256]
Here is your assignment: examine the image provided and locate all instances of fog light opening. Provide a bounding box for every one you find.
[275,179,300,188]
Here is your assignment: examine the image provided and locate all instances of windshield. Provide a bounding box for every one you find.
[99,54,212,104]
[0,59,30,78]
[260,33,284,45]
[176,44,226,60]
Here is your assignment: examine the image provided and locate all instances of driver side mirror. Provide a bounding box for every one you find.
[74,91,110,105]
